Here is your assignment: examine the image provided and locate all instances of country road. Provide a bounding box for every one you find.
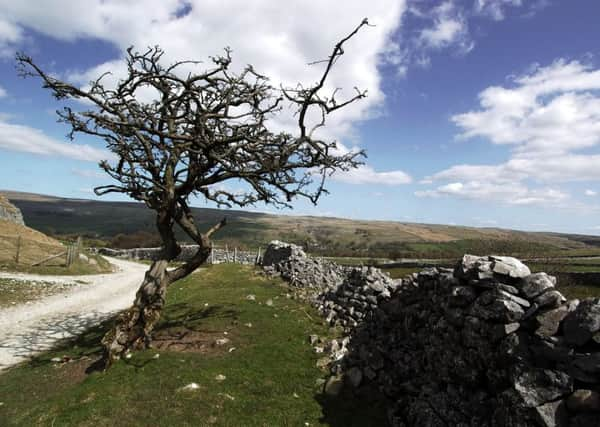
[0,257,146,372]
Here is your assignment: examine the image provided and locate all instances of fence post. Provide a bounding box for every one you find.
[76,236,82,259]
[234,247,237,264]
[256,247,261,265]
[225,244,229,263]
[15,235,22,264]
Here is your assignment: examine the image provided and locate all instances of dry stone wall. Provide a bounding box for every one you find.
[98,245,259,264]
[262,242,600,427]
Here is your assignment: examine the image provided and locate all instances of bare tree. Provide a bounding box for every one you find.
[17,19,370,369]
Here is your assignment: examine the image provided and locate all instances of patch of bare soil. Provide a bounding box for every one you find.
[50,356,94,385]
[152,326,237,355]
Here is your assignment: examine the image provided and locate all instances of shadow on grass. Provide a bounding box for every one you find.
[0,302,240,375]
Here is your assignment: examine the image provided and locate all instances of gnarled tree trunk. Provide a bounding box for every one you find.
[101,259,170,367]
[100,208,223,370]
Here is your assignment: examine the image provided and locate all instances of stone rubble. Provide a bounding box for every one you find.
[262,242,600,427]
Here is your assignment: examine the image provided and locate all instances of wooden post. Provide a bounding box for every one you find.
[15,235,22,264]
[256,247,262,265]
[225,244,229,262]
[76,236,82,259]
[234,247,237,264]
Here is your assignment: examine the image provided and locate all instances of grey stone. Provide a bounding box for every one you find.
[566,389,600,413]
[513,369,573,407]
[535,306,569,337]
[563,299,600,346]
[572,353,600,376]
[533,400,568,427]
[449,285,477,307]
[471,296,525,323]
[534,290,566,310]
[0,195,25,225]
[490,322,520,342]
[324,375,344,396]
[519,273,556,298]
[345,367,363,388]
[490,255,531,279]
[262,241,307,266]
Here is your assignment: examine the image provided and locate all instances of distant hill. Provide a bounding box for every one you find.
[1,190,595,258]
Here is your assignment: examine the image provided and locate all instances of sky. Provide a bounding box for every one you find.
[1,0,600,235]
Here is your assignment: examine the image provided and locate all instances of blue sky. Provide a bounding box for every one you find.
[1,1,600,235]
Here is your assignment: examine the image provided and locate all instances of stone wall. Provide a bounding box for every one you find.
[98,245,259,265]
[0,195,25,226]
[262,242,600,427]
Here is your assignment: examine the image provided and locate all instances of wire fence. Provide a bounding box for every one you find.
[0,234,81,267]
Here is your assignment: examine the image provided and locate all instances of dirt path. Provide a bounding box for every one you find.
[0,257,147,371]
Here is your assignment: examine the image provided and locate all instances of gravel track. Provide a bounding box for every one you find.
[0,257,146,371]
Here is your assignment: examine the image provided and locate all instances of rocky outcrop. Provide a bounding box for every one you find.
[262,242,600,427]
[0,195,25,225]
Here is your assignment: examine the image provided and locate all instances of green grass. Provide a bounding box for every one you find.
[0,264,387,427]
[379,267,420,279]
[554,284,600,300]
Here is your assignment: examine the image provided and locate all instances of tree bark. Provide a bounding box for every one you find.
[101,259,170,368]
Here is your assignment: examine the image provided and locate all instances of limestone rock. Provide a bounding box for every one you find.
[563,298,600,346]
[535,306,569,337]
[345,367,363,388]
[534,290,566,310]
[324,375,344,396]
[519,273,556,298]
[533,400,568,427]
[566,389,600,413]
[513,369,573,407]
[0,195,25,225]
[262,241,307,267]
[490,255,531,279]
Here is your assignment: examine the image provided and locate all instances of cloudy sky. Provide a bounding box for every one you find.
[1,0,599,235]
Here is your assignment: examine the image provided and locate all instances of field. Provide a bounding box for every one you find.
[3,190,598,260]
[0,265,385,426]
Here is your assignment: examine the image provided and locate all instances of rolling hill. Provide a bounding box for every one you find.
[1,190,596,258]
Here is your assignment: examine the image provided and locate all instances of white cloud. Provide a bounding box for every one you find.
[474,0,549,20]
[585,189,597,196]
[474,0,522,21]
[1,0,406,181]
[0,85,6,98]
[0,118,110,162]
[418,1,470,51]
[334,165,412,185]
[419,59,600,207]
[0,18,23,56]
[415,181,568,206]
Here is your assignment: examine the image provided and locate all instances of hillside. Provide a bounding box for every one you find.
[0,218,64,267]
[1,190,595,258]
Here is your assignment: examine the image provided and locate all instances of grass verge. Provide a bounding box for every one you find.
[0,264,387,427]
